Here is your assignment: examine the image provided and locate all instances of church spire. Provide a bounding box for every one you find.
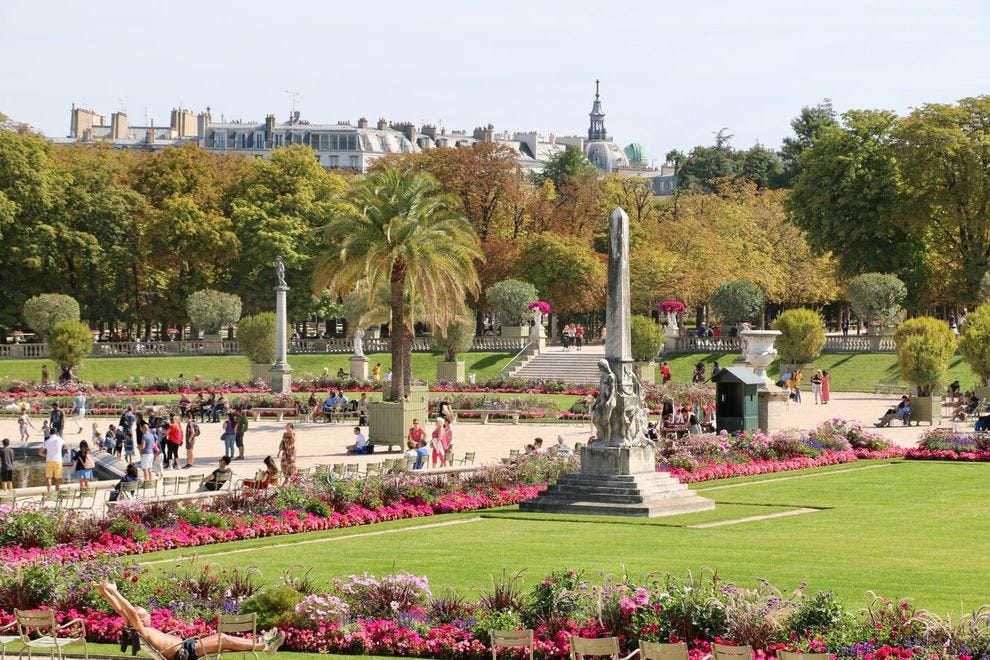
[588,78,607,141]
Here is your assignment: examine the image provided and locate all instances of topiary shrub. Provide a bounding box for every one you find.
[709,281,764,326]
[240,585,305,629]
[847,273,906,328]
[486,279,539,327]
[630,315,663,362]
[430,314,476,362]
[894,316,957,396]
[237,312,283,364]
[772,308,826,365]
[186,289,242,335]
[22,294,80,339]
[47,320,93,379]
[958,304,990,386]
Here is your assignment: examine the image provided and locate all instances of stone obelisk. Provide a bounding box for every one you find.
[269,256,293,393]
[521,208,714,517]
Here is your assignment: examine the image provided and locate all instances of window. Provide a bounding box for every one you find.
[253,132,266,149]
[379,136,390,152]
[328,155,339,168]
[236,133,246,149]
[213,132,226,149]
[273,134,284,147]
[310,133,323,150]
[349,155,359,168]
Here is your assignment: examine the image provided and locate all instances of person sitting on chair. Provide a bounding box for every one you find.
[202,456,232,491]
[96,581,283,660]
[876,396,910,427]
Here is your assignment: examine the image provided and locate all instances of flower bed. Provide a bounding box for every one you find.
[905,428,990,462]
[666,449,905,483]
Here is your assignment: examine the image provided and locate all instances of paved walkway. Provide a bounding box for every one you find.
[0,391,942,487]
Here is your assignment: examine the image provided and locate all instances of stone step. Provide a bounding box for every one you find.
[520,495,715,518]
[550,482,692,498]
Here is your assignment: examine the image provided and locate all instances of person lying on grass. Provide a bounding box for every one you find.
[96,581,284,660]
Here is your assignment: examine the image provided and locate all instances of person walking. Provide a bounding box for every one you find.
[164,415,183,469]
[183,414,199,468]
[811,370,824,405]
[17,408,34,442]
[430,417,446,468]
[73,440,94,489]
[821,370,831,404]
[221,414,237,460]
[41,364,49,386]
[49,402,65,436]
[277,423,296,483]
[40,429,64,491]
[138,422,155,481]
[235,408,249,460]
[72,392,87,434]
[841,317,849,337]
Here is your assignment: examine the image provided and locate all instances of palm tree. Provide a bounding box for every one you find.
[313,167,482,401]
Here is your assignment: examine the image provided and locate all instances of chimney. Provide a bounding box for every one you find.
[197,111,210,137]
[421,124,437,140]
[265,113,276,137]
[377,118,388,130]
[394,122,415,142]
[357,117,368,129]
[110,112,128,140]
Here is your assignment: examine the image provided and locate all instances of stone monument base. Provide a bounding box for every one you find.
[520,446,715,518]
[758,385,787,432]
[269,365,293,394]
[349,356,368,380]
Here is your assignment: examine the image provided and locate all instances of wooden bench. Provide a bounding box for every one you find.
[251,407,299,422]
[874,382,908,396]
[452,409,522,424]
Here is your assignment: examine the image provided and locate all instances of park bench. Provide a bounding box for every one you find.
[251,407,299,422]
[874,382,908,396]
[452,409,522,424]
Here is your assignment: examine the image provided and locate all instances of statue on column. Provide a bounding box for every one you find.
[353,327,365,358]
[274,256,287,288]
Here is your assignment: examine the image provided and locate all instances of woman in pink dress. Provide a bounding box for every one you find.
[430,418,446,468]
[821,370,831,404]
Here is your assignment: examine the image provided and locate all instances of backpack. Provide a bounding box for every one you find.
[192,422,201,437]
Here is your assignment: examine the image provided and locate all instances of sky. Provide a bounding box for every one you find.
[2,0,988,165]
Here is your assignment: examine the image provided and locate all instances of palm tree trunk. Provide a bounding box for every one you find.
[389,262,408,402]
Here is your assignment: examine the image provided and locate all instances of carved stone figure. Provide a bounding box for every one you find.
[274,256,287,288]
[591,359,616,445]
[353,327,365,358]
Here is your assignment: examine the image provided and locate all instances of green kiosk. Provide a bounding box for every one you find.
[713,367,762,433]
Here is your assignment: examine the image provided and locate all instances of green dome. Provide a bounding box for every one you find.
[624,143,648,165]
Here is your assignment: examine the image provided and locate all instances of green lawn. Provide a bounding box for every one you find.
[138,461,990,615]
[0,352,514,387]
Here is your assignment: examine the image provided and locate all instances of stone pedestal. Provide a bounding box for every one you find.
[633,361,656,384]
[436,360,465,384]
[520,447,715,518]
[250,363,271,385]
[202,334,224,354]
[270,285,293,394]
[349,355,369,380]
[758,386,787,432]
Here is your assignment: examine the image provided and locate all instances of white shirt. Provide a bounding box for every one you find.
[353,433,367,449]
[74,394,86,411]
[43,434,64,463]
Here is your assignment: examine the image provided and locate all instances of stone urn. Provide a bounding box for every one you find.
[530,310,546,349]
[740,329,781,386]
[664,312,679,338]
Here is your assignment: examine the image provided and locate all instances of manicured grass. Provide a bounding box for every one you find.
[0,352,514,387]
[138,461,990,615]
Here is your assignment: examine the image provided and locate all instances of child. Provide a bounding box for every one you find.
[0,438,14,490]
[41,420,51,441]
[103,425,117,454]
[123,428,136,464]
[18,409,34,443]
[91,422,101,445]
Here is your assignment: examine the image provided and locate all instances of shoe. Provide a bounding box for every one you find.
[261,628,279,644]
[265,632,285,656]
[182,464,193,469]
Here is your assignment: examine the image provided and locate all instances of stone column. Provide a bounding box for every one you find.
[269,285,293,393]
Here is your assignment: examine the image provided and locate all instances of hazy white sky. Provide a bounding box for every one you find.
[2,0,987,163]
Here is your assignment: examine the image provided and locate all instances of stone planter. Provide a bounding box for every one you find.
[202,334,224,354]
[633,361,656,384]
[382,382,428,402]
[250,363,271,385]
[740,329,781,386]
[910,395,939,426]
[436,360,465,384]
[500,325,530,339]
[368,398,428,452]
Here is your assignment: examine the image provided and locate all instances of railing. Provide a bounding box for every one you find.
[0,336,529,360]
[665,334,898,354]
[499,341,535,378]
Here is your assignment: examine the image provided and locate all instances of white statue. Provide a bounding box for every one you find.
[274,256,287,288]
[353,327,365,358]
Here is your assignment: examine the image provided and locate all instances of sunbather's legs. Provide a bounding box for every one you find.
[196,634,267,655]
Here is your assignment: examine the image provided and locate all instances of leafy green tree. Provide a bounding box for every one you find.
[237,312,283,364]
[430,313,476,362]
[630,315,663,363]
[958,304,990,386]
[779,99,838,186]
[772,308,826,364]
[894,317,957,396]
[537,146,597,190]
[738,144,785,189]
[846,273,906,327]
[485,279,538,326]
[789,110,929,294]
[709,281,764,326]
[313,167,481,401]
[896,96,990,304]
[514,233,606,317]
[47,320,93,380]
[675,129,738,193]
[22,294,80,339]
[186,289,242,335]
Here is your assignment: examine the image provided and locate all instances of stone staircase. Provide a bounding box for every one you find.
[520,471,715,517]
[511,346,604,383]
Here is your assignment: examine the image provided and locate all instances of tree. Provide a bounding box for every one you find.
[896,96,990,304]
[430,313,476,362]
[537,146,598,190]
[630,315,663,363]
[485,279,538,327]
[22,294,80,339]
[313,167,481,401]
[47,320,93,380]
[788,110,930,293]
[846,273,906,327]
[237,312,282,364]
[958,304,990,385]
[709,281,764,326]
[186,289,242,335]
[772,308,826,365]
[779,99,838,186]
[514,233,606,317]
[894,317,957,396]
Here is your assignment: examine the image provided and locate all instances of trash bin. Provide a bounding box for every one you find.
[468,373,476,385]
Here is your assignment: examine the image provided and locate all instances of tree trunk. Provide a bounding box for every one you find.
[389,262,408,402]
